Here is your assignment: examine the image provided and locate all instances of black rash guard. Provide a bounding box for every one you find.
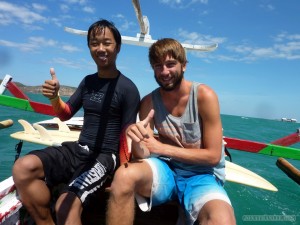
[66,72,140,154]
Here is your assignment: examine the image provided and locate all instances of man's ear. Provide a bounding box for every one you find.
[117,45,121,53]
[182,63,187,72]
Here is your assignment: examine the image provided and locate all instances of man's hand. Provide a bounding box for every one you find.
[127,109,154,142]
[42,68,60,100]
[127,110,154,158]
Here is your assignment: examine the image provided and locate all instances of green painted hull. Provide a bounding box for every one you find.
[259,144,300,160]
[0,95,34,112]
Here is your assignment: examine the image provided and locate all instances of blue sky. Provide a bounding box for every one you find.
[0,0,299,121]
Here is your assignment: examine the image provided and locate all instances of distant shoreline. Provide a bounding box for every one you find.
[0,80,76,97]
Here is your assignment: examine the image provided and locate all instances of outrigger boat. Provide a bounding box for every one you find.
[224,129,300,160]
[1,78,296,224]
[0,73,299,224]
[0,117,278,225]
[0,76,286,224]
[1,79,300,223]
[1,76,300,160]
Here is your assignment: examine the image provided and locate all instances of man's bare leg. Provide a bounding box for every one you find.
[55,192,83,225]
[13,155,54,225]
[106,161,153,225]
[198,200,236,225]
[106,184,136,225]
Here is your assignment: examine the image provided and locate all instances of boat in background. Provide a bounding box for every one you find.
[281,118,297,123]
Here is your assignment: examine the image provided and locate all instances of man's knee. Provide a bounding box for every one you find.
[198,200,236,225]
[109,164,138,195]
[12,155,44,185]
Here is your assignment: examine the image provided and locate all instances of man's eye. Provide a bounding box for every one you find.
[154,65,162,70]
[103,42,113,46]
[166,62,176,68]
[90,42,98,47]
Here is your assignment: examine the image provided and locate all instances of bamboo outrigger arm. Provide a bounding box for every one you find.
[64,0,218,52]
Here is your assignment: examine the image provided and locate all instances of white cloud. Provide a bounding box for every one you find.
[251,47,275,57]
[159,0,208,8]
[259,3,275,11]
[0,1,46,25]
[112,14,136,32]
[29,37,57,47]
[227,40,300,61]
[178,29,300,62]
[176,27,300,62]
[82,6,94,13]
[62,45,81,52]
[0,36,57,52]
[0,39,37,52]
[114,14,125,19]
[60,0,94,14]
[32,3,47,12]
[64,0,87,5]
[51,18,62,27]
[178,28,226,45]
[60,4,70,13]
[51,57,82,69]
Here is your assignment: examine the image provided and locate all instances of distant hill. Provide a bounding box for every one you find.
[0,80,76,96]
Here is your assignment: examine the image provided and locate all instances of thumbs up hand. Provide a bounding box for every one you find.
[50,67,57,81]
[42,68,60,100]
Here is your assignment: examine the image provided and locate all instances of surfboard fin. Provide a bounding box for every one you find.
[33,124,53,142]
[18,119,37,134]
[53,117,71,133]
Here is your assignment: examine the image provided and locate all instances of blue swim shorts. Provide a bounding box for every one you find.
[135,157,232,225]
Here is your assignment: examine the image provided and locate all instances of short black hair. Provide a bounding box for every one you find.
[87,19,121,48]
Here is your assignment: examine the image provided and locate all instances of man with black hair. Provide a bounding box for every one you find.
[13,19,140,225]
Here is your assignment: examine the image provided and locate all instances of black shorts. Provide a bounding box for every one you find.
[29,141,118,206]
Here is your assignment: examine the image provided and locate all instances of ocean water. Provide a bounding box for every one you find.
[0,93,300,225]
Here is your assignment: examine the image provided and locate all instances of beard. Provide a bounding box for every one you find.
[154,71,183,91]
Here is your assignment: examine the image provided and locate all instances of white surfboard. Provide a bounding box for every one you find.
[10,119,80,146]
[225,160,277,191]
[9,119,278,192]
